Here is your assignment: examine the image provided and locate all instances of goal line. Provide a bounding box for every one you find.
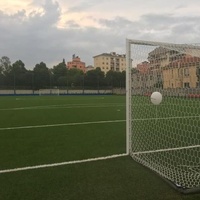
[131,145,200,155]
[0,153,128,174]
[133,115,200,121]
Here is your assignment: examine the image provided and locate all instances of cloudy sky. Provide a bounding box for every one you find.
[1,0,200,69]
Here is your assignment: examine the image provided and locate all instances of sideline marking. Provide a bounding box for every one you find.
[132,145,200,155]
[0,120,126,131]
[0,153,128,174]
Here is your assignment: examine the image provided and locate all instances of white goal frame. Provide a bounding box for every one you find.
[126,39,200,193]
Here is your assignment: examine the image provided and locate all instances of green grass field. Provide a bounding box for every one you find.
[0,95,200,200]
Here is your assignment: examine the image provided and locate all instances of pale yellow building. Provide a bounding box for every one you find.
[132,47,200,89]
[162,55,200,88]
[93,52,126,74]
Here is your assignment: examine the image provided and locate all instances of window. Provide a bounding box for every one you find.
[178,69,183,77]
[197,67,200,75]
[184,68,189,76]
[184,82,190,88]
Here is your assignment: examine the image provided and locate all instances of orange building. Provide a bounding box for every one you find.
[136,61,150,73]
[67,55,86,73]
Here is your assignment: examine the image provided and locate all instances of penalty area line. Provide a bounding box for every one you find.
[0,119,125,131]
[0,153,128,174]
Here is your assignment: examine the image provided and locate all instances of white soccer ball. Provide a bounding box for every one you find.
[150,92,162,105]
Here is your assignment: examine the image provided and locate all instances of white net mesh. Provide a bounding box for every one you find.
[127,40,200,191]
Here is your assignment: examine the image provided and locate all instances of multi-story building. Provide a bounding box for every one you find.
[132,47,200,89]
[93,52,126,74]
[162,55,200,88]
[67,54,86,73]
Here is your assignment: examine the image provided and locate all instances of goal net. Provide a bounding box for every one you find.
[39,89,60,96]
[126,39,200,193]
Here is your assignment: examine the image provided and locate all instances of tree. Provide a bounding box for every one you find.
[52,61,68,86]
[11,60,27,88]
[105,70,126,88]
[0,56,11,75]
[120,70,126,88]
[85,67,105,88]
[33,62,50,89]
[12,60,26,72]
[67,68,84,87]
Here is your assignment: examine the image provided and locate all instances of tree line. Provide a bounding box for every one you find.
[0,56,125,90]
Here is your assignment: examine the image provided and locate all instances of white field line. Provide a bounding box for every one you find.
[0,103,125,111]
[0,153,128,174]
[132,145,200,155]
[1,100,198,111]
[0,115,198,131]
[0,120,126,131]
[14,97,108,101]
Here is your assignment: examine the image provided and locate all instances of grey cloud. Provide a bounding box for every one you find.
[0,0,63,67]
[68,2,93,13]
[68,0,96,13]
[99,16,133,29]
[67,0,108,13]
[65,20,80,28]
[1,0,200,69]
[139,14,200,42]
[97,13,200,43]
[0,1,129,68]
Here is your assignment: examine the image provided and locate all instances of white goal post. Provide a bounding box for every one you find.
[39,89,60,96]
[126,39,200,193]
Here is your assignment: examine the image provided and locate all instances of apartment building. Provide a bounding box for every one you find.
[132,47,200,89]
[162,55,200,88]
[93,52,126,74]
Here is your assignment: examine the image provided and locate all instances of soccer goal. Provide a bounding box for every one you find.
[39,89,60,96]
[126,39,200,193]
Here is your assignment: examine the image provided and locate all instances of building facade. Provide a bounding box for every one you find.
[93,52,126,74]
[132,47,200,90]
[67,55,86,73]
[162,55,200,89]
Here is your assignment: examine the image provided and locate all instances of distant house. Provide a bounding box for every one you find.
[67,54,86,73]
[85,65,94,72]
